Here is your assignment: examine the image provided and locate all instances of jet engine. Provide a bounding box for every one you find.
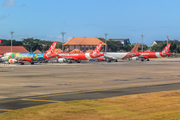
[58,58,66,63]
[131,57,138,60]
[8,59,17,64]
[97,57,105,61]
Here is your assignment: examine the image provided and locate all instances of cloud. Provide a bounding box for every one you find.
[0,14,9,20]
[3,0,14,7]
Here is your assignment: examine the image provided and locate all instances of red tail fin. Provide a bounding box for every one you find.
[162,43,171,54]
[46,41,57,54]
[123,43,139,59]
[130,43,139,53]
[91,42,102,56]
[43,41,57,59]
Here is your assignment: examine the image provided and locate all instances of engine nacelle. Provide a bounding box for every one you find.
[131,57,138,60]
[98,57,105,61]
[8,59,17,64]
[58,58,66,63]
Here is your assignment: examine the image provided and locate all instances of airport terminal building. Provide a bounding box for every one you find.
[64,37,106,52]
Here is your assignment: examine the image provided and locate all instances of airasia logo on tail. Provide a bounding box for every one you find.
[46,42,57,54]
[162,43,171,54]
[45,41,57,58]
[92,42,102,57]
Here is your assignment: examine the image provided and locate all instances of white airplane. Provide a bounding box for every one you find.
[103,52,127,62]
[97,43,139,62]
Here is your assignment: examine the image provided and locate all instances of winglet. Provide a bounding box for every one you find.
[123,43,139,59]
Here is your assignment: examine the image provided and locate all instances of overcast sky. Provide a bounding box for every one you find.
[0,0,180,46]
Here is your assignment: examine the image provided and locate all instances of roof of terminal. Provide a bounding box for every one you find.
[0,46,29,54]
[64,37,106,45]
[33,49,41,53]
[70,49,83,53]
[54,48,62,53]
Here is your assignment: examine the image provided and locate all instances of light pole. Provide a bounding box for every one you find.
[10,31,14,53]
[141,34,145,52]
[104,33,108,52]
[167,36,169,45]
[42,44,45,53]
[61,32,66,52]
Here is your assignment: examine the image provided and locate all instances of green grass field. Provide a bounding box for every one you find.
[1,90,180,120]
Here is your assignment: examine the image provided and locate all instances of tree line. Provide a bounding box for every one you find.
[0,37,180,53]
[99,38,180,53]
[0,38,62,52]
[151,40,180,53]
[98,38,148,52]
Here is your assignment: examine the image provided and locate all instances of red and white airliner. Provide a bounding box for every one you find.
[138,43,172,61]
[57,42,103,63]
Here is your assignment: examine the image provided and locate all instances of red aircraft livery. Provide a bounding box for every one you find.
[138,43,172,61]
[57,42,103,63]
[123,43,140,60]
[43,41,58,59]
[19,41,58,62]
[9,41,57,65]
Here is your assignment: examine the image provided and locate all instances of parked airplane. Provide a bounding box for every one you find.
[137,43,172,61]
[97,43,140,62]
[57,42,103,63]
[1,41,57,65]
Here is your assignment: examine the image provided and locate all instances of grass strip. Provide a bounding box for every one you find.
[1,90,180,120]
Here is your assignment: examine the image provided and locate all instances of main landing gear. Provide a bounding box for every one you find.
[106,59,111,62]
[67,60,72,63]
[141,58,150,61]
[76,60,81,63]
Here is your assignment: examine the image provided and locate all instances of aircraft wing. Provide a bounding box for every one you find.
[104,55,117,60]
[138,55,148,59]
[63,57,77,60]
[18,57,33,61]
[46,53,58,58]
